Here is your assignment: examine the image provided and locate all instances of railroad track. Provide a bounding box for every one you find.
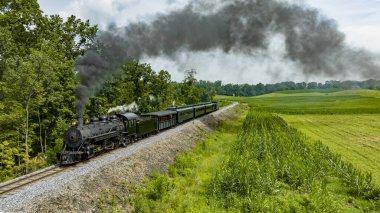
[0,166,68,198]
[0,150,119,198]
[0,147,130,199]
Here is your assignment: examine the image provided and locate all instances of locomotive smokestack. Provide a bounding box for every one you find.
[77,116,84,127]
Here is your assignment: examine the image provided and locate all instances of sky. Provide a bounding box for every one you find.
[37,0,380,83]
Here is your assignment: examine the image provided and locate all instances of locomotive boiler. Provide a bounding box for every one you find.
[58,115,125,165]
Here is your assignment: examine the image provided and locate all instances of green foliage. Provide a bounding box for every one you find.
[85,60,175,116]
[0,0,204,181]
[179,69,201,105]
[198,79,380,97]
[0,0,96,181]
[209,111,380,212]
[195,80,216,102]
[86,64,207,117]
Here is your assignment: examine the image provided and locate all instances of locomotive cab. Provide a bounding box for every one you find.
[116,112,139,140]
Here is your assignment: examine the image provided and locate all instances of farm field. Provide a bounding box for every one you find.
[127,105,380,212]
[216,89,380,185]
[281,114,380,185]
[217,89,380,114]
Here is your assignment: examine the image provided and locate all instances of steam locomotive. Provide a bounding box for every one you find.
[57,102,218,165]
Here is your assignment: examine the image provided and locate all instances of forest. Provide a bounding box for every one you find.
[0,0,202,182]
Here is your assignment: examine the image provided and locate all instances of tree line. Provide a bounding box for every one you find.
[195,79,380,97]
[0,1,202,182]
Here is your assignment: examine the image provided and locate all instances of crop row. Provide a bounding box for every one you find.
[209,111,380,211]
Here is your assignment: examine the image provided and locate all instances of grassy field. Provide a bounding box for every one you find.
[210,111,379,212]
[276,88,343,94]
[282,114,380,185]
[124,108,379,212]
[216,89,380,185]
[217,89,380,114]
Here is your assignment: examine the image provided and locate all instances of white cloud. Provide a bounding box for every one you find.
[307,0,380,52]
[52,0,190,29]
[37,0,380,83]
[38,0,380,52]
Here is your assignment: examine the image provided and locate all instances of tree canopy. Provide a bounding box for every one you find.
[0,0,204,181]
[0,0,97,180]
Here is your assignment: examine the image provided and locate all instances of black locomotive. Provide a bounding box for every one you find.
[57,102,218,165]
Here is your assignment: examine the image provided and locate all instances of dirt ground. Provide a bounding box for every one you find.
[20,104,238,212]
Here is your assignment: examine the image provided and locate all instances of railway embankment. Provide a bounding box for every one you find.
[0,103,238,212]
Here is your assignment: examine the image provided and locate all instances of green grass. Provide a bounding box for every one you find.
[216,89,380,114]
[129,105,248,212]
[217,89,380,186]
[210,111,380,212]
[276,88,343,94]
[216,99,233,108]
[281,114,380,185]
[128,110,380,212]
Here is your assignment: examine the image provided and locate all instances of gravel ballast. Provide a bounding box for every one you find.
[0,103,238,212]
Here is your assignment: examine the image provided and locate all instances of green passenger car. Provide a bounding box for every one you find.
[136,116,157,137]
[176,107,194,123]
[142,110,177,131]
[194,105,206,117]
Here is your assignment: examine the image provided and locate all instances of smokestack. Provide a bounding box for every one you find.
[77,116,84,127]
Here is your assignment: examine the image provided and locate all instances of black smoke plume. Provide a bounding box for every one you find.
[75,0,380,116]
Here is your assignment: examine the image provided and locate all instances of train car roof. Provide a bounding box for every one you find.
[194,105,206,109]
[167,102,214,111]
[167,104,195,109]
[142,110,177,117]
[116,112,139,120]
[176,106,195,112]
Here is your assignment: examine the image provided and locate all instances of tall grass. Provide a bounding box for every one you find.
[128,106,247,212]
[126,108,379,212]
[209,111,380,211]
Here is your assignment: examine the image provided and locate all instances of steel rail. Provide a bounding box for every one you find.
[0,166,68,197]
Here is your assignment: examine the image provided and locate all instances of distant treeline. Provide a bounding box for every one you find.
[195,79,380,97]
